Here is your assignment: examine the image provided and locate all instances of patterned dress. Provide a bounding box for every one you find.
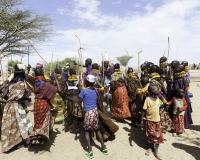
[26,78,57,144]
[1,82,33,153]
[110,71,131,119]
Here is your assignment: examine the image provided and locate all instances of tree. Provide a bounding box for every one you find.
[116,54,133,66]
[44,57,82,76]
[0,0,53,55]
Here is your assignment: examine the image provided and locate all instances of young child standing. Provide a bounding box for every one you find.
[141,84,164,160]
[79,75,108,159]
[167,88,187,135]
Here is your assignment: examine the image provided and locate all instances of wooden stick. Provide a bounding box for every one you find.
[75,35,84,86]
[125,50,129,55]
[167,37,170,62]
[50,52,54,76]
[163,46,167,56]
[101,53,105,84]
[138,50,142,72]
[21,54,23,63]
[0,12,47,64]
[0,53,4,82]
[176,43,178,60]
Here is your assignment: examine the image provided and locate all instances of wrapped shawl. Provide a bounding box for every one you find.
[35,82,57,101]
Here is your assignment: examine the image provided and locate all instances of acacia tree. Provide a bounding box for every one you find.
[116,54,133,66]
[0,0,53,55]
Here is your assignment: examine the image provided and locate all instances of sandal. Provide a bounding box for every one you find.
[154,153,162,160]
[100,147,108,155]
[85,151,94,159]
[145,148,152,156]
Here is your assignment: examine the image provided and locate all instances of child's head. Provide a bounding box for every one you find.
[148,84,160,97]
[176,88,184,98]
[140,76,149,87]
[86,75,95,87]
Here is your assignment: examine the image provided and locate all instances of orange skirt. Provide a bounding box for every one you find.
[112,86,131,119]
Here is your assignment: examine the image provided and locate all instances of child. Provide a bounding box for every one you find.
[141,84,164,160]
[79,75,108,159]
[167,88,187,135]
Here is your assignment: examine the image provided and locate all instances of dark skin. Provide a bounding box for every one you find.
[140,63,148,77]
[73,58,92,68]
[140,76,149,87]
[149,65,167,95]
[104,61,109,69]
[141,85,161,157]
[127,67,141,86]
[174,64,188,95]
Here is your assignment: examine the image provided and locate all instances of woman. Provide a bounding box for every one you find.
[64,67,83,134]
[126,67,142,126]
[110,63,131,119]
[26,64,57,145]
[1,64,33,153]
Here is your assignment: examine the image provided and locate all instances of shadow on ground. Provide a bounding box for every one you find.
[189,125,200,132]
[172,142,200,160]
[123,124,146,149]
[28,128,61,154]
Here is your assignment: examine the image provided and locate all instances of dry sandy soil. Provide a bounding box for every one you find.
[0,70,200,160]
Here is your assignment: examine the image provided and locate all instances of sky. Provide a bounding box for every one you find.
[3,0,200,69]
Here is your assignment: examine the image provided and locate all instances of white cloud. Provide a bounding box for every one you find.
[14,0,200,70]
[144,3,154,12]
[57,8,68,15]
[134,3,141,8]
[112,1,122,5]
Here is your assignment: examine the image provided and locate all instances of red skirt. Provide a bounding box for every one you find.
[173,115,184,133]
[146,120,164,144]
[112,86,131,119]
[30,99,51,138]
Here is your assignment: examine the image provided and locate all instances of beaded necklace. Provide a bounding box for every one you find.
[68,74,78,81]
[174,71,186,79]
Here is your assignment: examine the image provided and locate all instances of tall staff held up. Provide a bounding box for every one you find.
[138,50,142,72]
[75,35,84,86]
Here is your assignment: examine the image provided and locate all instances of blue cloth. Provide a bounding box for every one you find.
[79,88,98,111]
[34,80,45,87]
[62,72,68,82]
[186,72,190,83]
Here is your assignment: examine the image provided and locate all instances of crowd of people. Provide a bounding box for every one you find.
[0,56,193,160]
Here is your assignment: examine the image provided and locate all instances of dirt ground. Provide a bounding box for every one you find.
[0,70,200,160]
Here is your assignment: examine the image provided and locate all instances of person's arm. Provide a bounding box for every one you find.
[141,110,146,130]
[141,98,148,130]
[182,77,189,94]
